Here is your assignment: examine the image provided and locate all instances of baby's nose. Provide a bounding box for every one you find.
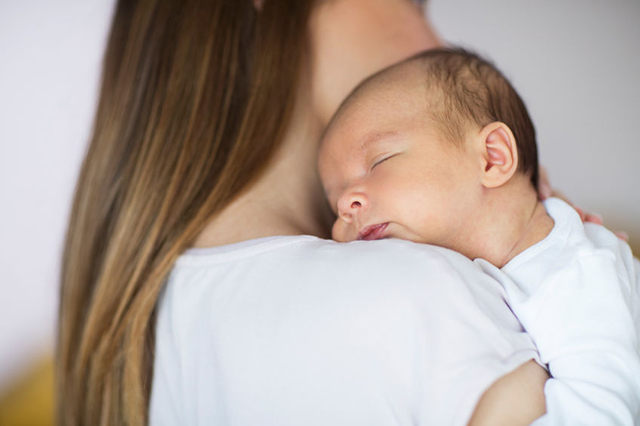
[336,191,368,223]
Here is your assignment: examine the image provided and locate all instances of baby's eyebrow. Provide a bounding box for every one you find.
[358,131,401,152]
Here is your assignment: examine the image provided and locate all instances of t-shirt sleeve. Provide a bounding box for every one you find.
[150,238,542,426]
[391,248,543,426]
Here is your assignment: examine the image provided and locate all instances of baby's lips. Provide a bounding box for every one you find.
[357,223,389,241]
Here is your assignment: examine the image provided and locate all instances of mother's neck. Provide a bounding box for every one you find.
[191,101,334,248]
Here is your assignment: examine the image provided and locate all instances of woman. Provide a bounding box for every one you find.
[58,0,549,424]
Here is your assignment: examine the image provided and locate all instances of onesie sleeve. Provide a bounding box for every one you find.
[478,250,640,425]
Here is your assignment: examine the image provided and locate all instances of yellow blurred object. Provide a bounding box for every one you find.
[0,357,54,426]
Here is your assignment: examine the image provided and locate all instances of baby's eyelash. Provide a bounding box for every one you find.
[371,153,398,170]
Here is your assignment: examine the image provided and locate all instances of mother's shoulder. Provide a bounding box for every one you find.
[171,236,491,301]
[177,236,484,283]
[303,237,476,274]
[299,238,507,309]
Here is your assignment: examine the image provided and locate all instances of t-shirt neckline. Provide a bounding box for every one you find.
[176,235,321,266]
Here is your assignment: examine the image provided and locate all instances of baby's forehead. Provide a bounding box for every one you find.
[319,60,447,165]
[331,67,430,131]
[352,63,427,110]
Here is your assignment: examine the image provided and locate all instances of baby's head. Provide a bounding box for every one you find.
[318,48,539,244]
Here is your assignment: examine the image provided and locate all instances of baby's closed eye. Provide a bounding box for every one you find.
[371,152,400,171]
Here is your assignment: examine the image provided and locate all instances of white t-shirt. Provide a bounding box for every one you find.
[150,237,540,425]
[476,198,640,425]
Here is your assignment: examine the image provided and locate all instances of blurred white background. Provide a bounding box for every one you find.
[0,0,116,391]
[0,0,638,394]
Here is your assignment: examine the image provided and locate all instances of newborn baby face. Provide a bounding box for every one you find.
[318,70,480,245]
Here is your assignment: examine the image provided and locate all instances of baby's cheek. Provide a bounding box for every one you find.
[332,219,356,243]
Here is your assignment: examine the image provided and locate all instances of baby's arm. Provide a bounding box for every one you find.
[527,253,640,425]
[477,245,640,425]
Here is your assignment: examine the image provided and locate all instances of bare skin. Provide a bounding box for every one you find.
[192,1,548,424]
[468,360,548,426]
[192,85,334,247]
[319,67,555,268]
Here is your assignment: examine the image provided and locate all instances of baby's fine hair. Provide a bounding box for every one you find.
[336,47,539,189]
[414,48,538,189]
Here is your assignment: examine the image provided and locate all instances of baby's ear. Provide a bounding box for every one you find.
[479,122,518,188]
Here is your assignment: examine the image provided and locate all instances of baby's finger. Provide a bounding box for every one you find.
[583,212,604,226]
[574,207,587,222]
[614,231,629,242]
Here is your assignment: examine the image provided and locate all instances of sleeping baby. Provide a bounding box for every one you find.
[318,48,640,424]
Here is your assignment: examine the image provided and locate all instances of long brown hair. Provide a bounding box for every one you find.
[57,0,315,424]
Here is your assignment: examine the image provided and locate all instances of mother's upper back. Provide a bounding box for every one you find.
[150,236,539,426]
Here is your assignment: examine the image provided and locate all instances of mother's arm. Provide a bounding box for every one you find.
[468,360,548,426]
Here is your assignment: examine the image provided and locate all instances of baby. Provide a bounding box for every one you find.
[318,48,640,424]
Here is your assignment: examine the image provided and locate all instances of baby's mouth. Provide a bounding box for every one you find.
[357,223,389,241]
